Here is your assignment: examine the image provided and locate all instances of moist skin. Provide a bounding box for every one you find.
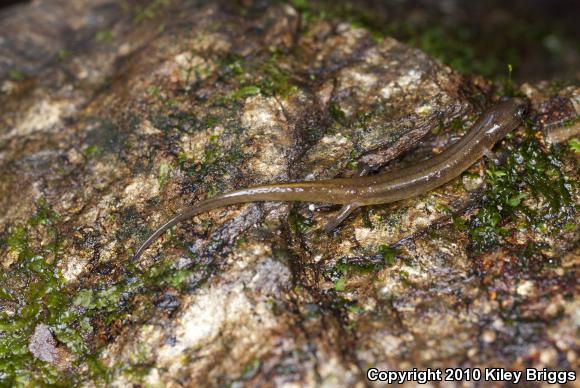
[134,99,526,261]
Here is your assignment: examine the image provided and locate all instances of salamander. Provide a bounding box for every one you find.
[133,98,527,261]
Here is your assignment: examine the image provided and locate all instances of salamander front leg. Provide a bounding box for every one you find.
[483,148,501,165]
[323,202,360,233]
[357,161,372,176]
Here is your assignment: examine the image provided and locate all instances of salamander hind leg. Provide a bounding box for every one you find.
[323,202,360,233]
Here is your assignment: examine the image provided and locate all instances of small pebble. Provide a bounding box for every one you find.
[539,348,558,366]
[481,330,496,343]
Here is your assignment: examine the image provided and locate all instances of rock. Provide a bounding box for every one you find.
[28,324,58,363]
[481,329,496,344]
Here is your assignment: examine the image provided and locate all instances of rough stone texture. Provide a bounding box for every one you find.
[0,1,578,386]
[28,324,58,363]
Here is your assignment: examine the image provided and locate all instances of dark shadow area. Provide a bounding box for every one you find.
[303,0,580,82]
[0,0,30,10]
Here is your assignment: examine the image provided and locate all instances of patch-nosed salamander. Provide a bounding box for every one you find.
[134,98,527,261]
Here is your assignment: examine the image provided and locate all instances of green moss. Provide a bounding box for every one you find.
[95,30,113,43]
[223,57,244,78]
[288,209,313,233]
[0,192,210,385]
[85,120,126,156]
[142,263,195,289]
[452,215,467,231]
[6,224,28,258]
[223,85,261,102]
[83,145,101,158]
[29,198,59,227]
[398,270,412,286]
[256,56,297,98]
[563,222,575,233]
[295,2,486,73]
[568,138,580,154]
[328,101,346,124]
[73,289,94,309]
[155,111,244,193]
[378,245,398,266]
[413,26,497,75]
[0,201,81,386]
[201,135,221,167]
[8,69,25,81]
[434,203,450,214]
[58,49,72,61]
[73,286,122,312]
[133,0,170,23]
[378,207,405,228]
[237,85,261,97]
[240,358,261,380]
[469,130,575,254]
[501,63,516,97]
[85,356,110,385]
[333,276,346,292]
[158,163,172,187]
[563,116,580,128]
[215,52,297,105]
[326,254,386,292]
[290,0,309,11]
[147,85,161,98]
[150,111,198,133]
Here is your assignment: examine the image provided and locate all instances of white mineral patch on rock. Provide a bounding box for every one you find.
[379,84,394,99]
[242,96,292,180]
[342,68,379,92]
[415,104,433,115]
[122,175,160,205]
[378,276,405,299]
[29,323,58,363]
[299,132,353,179]
[516,280,536,297]
[320,133,349,146]
[316,79,334,105]
[1,80,15,94]
[60,255,89,282]
[397,69,422,88]
[138,119,162,135]
[191,32,232,53]
[565,299,580,327]
[463,174,484,191]
[317,353,359,387]
[90,161,119,190]
[146,247,291,377]
[98,240,118,263]
[242,96,284,129]
[354,220,407,248]
[335,23,368,51]
[380,68,423,100]
[248,259,291,297]
[378,334,404,355]
[3,99,71,140]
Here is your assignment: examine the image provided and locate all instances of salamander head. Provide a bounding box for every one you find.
[483,97,528,143]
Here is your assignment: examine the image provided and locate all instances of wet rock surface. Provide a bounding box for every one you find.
[0,1,578,386]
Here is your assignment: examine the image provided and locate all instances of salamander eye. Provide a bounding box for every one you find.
[515,105,528,119]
